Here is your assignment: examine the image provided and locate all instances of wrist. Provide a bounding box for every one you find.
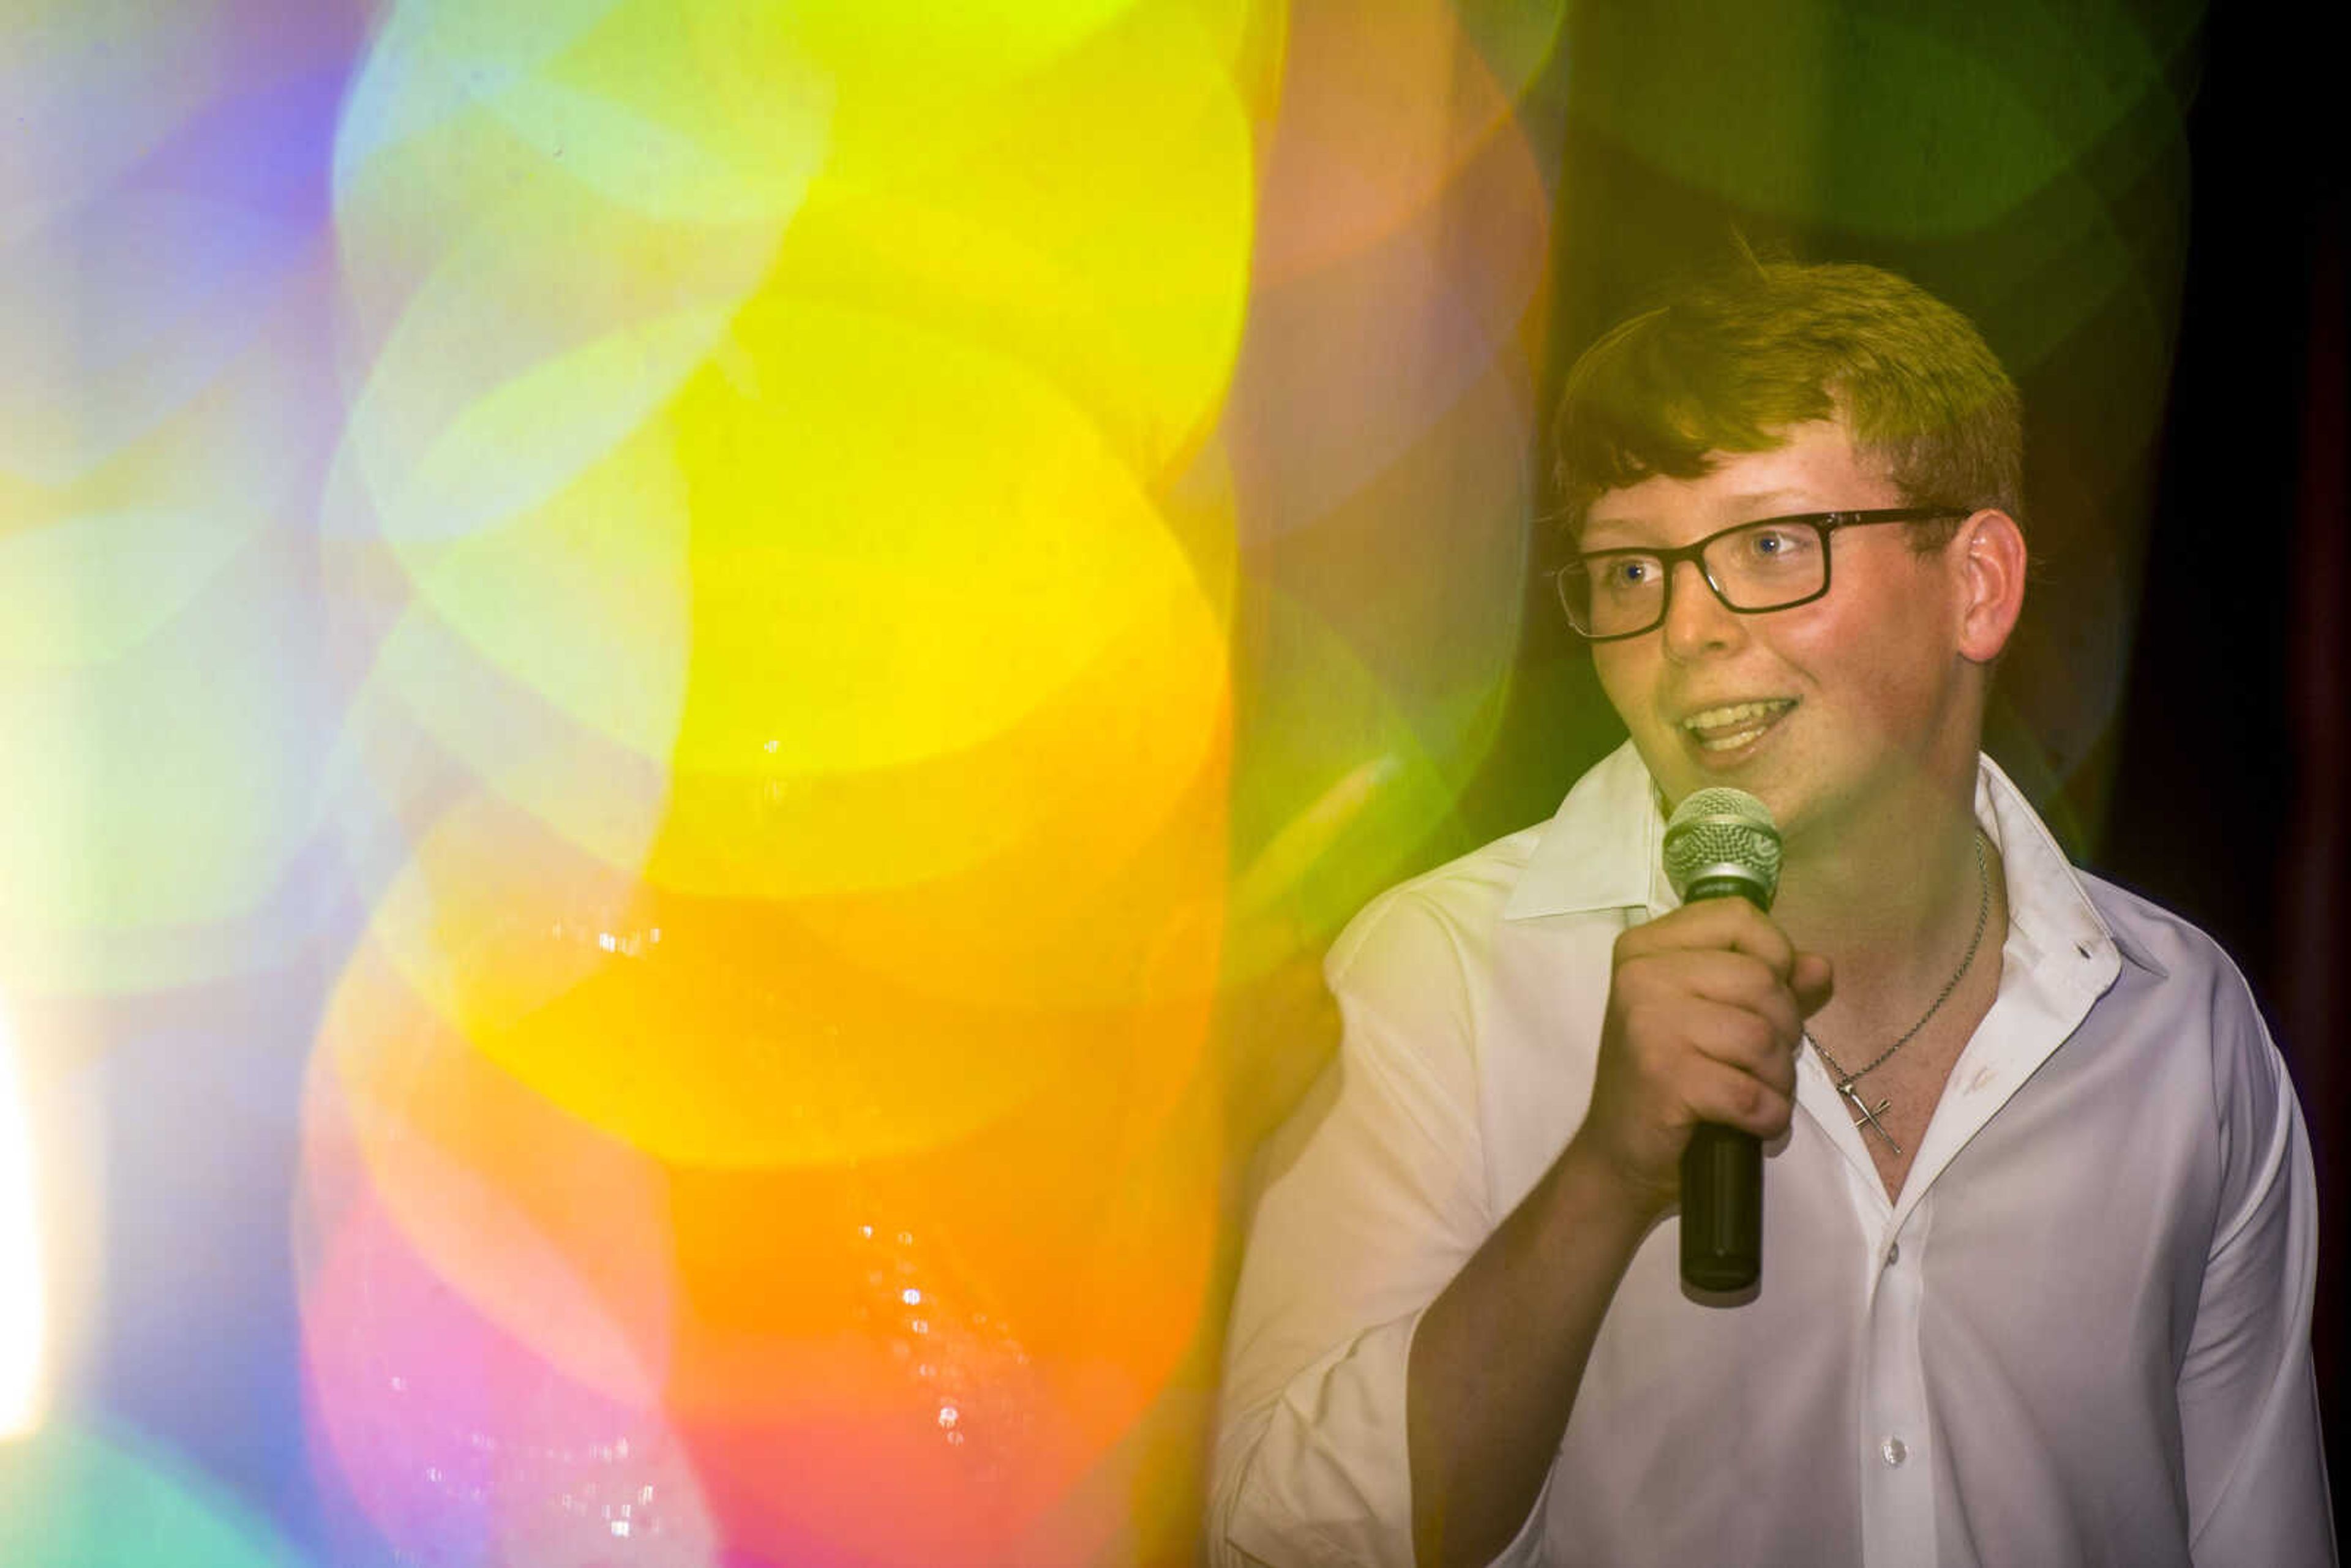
[1554,1128,1674,1236]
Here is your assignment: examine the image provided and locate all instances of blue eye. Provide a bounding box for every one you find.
[1741,527,1813,564]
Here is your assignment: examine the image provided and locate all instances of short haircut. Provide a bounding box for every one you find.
[1551,260,2022,549]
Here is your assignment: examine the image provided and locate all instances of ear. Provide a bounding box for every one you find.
[1952,509,2027,664]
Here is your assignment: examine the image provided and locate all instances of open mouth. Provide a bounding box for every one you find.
[1680,699,1796,752]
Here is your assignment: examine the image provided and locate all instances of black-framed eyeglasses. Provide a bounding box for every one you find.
[1554,507,1969,642]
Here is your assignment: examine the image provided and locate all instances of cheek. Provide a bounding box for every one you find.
[1589,648,1655,726]
[1791,624,1946,738]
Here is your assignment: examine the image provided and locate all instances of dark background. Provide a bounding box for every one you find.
[1460,0,2347,1523]
[2108,3,2347,1516]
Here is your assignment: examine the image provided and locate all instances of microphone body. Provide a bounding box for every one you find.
[1660,790,1783,1294]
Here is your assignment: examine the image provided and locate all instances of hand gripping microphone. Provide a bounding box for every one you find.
[1661,787,1783,1293]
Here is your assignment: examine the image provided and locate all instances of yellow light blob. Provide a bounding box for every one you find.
[762,0,1257,479]
[360,790,641,1037]
[672,302,1192,773]
[648,295,1229,902]
[754,0,1146,134]
[749,752,1232,1018]
[1189,0,1289,86]
[475,898,1207,1169]
[354,782,1223,1168]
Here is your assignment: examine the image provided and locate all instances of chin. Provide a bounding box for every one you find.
[1644,742,1775,811]
[1654,757,1813,844]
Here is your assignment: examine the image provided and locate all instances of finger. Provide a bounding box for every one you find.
[1627,950,1805,1062]
[1617,898,1796,978]
[1677,1054,1796,1142]
[1614,989,1798,1095]
[1674,997,1799,1096]
[1791,951,1835,1015]
[1621,950,1806,1048]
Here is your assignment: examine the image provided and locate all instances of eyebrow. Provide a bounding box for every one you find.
[1575,522,1648,552]
[1580,491,1819,549]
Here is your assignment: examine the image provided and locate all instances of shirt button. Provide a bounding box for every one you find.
[1884,1242,1900,1267]
[1881,1436,1909,1467]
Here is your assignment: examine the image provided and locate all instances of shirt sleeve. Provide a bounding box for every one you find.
[1207,888,1548,1568]
[2177,960,2338,1567]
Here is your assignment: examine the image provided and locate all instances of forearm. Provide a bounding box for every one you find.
[1405,1131,1658,1568]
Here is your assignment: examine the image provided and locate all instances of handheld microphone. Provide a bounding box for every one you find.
[1662,787,1783,1294]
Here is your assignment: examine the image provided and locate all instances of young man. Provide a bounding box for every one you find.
[1210,262,2333,1567]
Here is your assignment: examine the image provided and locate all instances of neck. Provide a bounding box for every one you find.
[1769,765,1990,1018]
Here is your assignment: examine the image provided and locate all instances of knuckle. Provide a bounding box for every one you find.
[1633,1030,1681,1082]
[1612,925,1655,962]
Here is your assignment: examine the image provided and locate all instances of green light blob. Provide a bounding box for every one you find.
[1569,1,2200,237]
[0,1422,307,1568]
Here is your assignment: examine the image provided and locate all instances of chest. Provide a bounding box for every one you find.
[1554,1066,2219,1568]
[1807,949,2007,1200]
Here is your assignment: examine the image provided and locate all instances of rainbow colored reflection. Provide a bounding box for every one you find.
[288,2,1571,1559]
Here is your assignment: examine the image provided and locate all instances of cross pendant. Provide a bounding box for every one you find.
[1837,1078,1902,1155]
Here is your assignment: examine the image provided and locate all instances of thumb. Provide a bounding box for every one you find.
[1792,951,1835,1016]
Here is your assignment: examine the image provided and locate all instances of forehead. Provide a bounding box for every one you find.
[1580,419,1897,546]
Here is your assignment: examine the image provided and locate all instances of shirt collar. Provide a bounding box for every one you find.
[1501,740,1672,921]
[1974,752,2168,980]
[1499,740,2170,981]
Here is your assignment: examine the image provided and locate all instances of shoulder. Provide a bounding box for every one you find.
[1325,741,1657,997]
[2076,869,2265,1027]
[2074,868,2289,1135]
[1313,829,1545,1067]
[1325,827,1541,988]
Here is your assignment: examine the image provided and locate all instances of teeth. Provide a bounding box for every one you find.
[1683,700,1791,732]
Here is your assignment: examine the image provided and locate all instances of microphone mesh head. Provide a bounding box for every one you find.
[1662,787,1782,906]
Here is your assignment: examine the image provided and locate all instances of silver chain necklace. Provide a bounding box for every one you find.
[1810,830,1990,1156]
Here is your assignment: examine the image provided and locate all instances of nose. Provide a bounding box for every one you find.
[1658,557,1744,663]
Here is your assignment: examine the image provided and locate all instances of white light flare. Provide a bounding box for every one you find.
[0,991,46,1438]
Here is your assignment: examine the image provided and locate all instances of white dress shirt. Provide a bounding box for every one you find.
[1211,742,2333,1567]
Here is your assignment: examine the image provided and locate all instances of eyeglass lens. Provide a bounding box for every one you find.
[1562,520,1827,637]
